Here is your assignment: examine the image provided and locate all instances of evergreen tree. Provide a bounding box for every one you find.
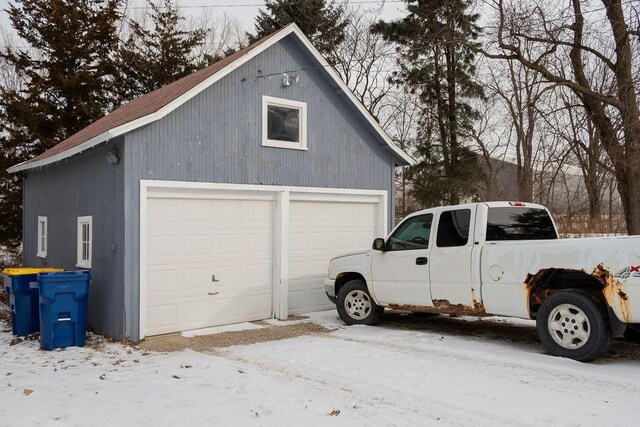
[372,0,485,206]
[116,0,209,102]
[248,0,348,61]
[0,0,121,250]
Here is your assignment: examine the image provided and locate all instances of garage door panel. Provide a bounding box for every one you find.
[214,200,243,222]
[246,233,271,253]
[179,299,213,327]
[287,200,379,315]
[181,267,213,294]
[146,197,273,336]
[147,235,179,259]
[146,304,178,335]
[180,199,213,225]
[210,293,271,325]
[146,269,179,296]
[245,201,272,224]
[288,276,334,315]
[179,234,212,257]
[148,199,178,224]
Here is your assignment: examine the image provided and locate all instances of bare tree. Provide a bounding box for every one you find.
[189,11,246,61]
[332,7,396,120]
[484,49,553,202]
[550,88,612,226]
[465,93,511,200]
[386,90,422,219]
[481,0,640,234]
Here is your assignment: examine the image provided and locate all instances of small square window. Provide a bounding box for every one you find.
[77,216,92,268]
[262,96,307,150]
[37,216,47,258]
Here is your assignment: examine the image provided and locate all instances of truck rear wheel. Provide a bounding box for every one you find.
[536,291,612,362]
[336,280,384,326]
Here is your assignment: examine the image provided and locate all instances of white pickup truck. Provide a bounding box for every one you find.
[325,202,640,361]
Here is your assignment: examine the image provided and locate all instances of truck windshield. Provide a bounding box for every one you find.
[486,207,557,241]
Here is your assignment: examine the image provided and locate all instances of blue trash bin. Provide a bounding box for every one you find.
[3,273,10,295]
[38,271,91,350]
[2,268,64,336]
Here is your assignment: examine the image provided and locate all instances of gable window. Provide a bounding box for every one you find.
[37,216,47,258]
[77,216,92,268]
[262,96,307,150]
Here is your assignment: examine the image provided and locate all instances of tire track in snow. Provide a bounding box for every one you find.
[322,332,640,401]
[210,344,534,427]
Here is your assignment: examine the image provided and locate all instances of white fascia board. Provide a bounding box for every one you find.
[9,23,413,173]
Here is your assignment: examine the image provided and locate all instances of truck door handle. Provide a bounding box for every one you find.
[416,257,428,265]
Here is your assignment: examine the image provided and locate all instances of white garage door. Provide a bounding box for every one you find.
[288,200,378,315]
[145,197,273,336]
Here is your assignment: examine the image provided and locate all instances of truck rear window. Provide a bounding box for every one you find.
[486,207,557,241]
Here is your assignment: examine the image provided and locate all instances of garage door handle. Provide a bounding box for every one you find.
[208,292,219,296]
[212,274,219,282]
[416,257,428,265]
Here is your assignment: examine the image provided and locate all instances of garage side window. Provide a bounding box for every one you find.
[386,214,433,250]
[436,209,471,247]
[76,216,92,268]
[262,96,307,150]
[37,216,47,258]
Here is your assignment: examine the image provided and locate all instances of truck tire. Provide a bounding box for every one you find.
[536,291,613,362]
[336,280,384,326]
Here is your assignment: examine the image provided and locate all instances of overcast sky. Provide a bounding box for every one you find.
[0,0,408,46]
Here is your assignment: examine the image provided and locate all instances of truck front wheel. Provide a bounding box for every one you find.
[536,291,613,362]
[336,280,384,326]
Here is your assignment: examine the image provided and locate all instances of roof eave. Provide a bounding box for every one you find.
[9,23,414,172]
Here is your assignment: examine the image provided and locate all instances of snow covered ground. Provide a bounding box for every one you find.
[1,311,640,426]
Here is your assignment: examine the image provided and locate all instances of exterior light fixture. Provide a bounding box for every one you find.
[106,149,120,165]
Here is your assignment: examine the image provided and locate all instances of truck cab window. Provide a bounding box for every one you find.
[387,214,433,250]
[436,209,471,247]
[486,207,557,241]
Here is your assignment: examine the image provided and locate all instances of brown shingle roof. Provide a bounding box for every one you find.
[19,27,283,168]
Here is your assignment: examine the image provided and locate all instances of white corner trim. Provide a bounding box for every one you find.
[9,24,412,173]
[274,190,290,319]
[262,96,308,151]
[139,183,148,340]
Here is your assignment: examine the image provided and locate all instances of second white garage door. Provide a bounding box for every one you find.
[145,197,273,336]
[288,199,379,315]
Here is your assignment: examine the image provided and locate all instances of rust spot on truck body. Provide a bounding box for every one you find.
[525,264,633,323]
[390,299,488,317]
[592,264,632,323]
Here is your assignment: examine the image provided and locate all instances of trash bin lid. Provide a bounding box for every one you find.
[2,267,64,276]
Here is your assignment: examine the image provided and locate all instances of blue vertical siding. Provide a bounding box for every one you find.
[23,140,126,339]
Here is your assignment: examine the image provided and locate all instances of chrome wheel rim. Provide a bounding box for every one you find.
[547,303,591,349]
[344,290,372,320]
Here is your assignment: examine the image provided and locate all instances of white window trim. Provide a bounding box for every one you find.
[37,216,47,258]
[262,95,307,150]
[76,216,93,269]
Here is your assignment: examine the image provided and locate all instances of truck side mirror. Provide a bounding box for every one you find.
[372,238,386,251]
